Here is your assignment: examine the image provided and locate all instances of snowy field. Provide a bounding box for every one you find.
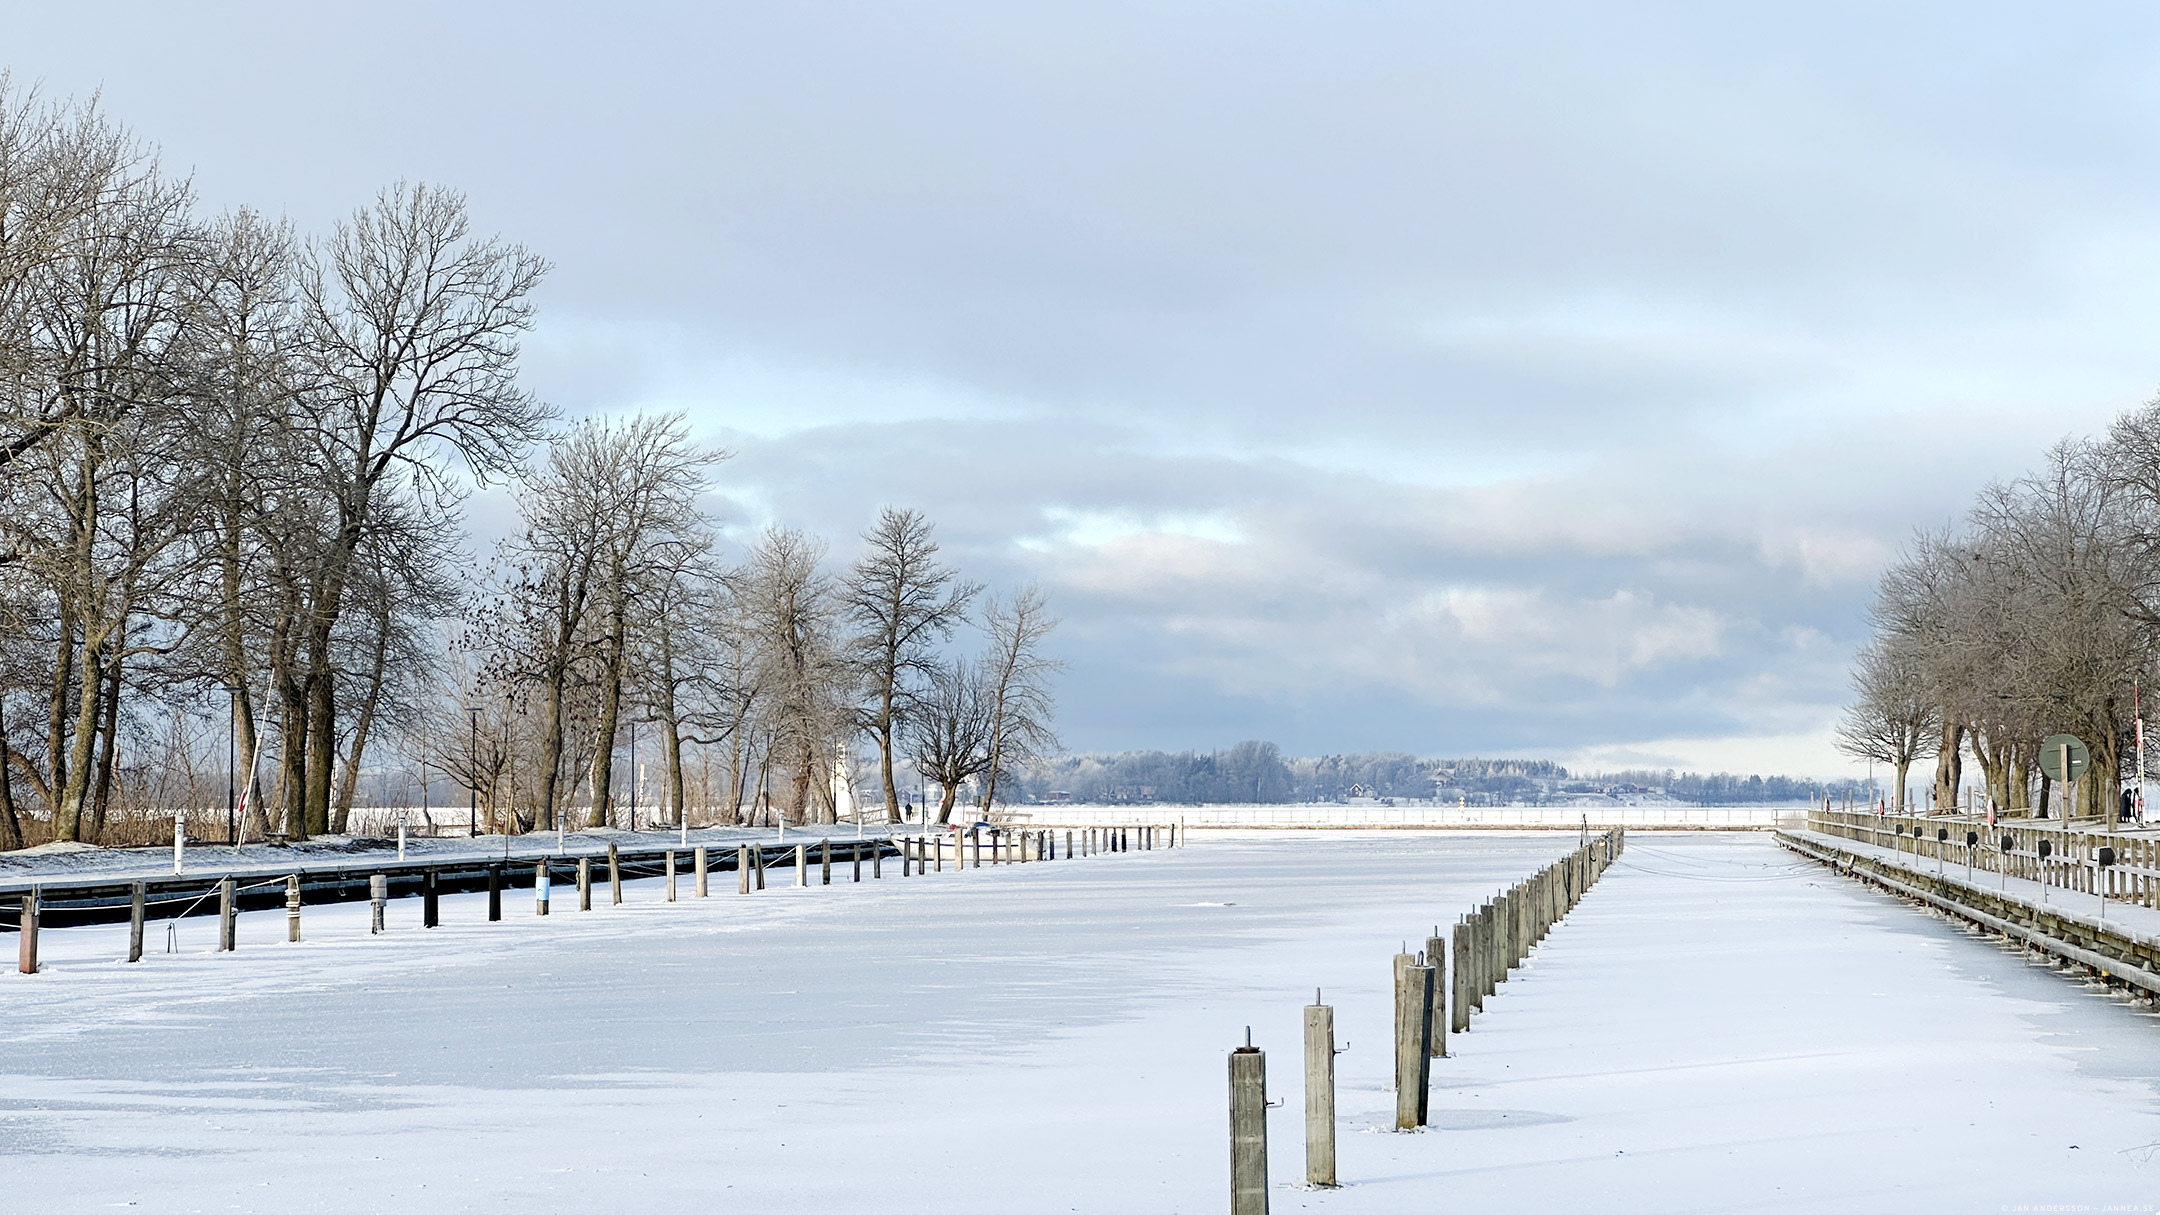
[5,831,2160,1213]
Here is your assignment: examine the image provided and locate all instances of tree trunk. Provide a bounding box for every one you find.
[53,633,108,842]
[876,712,900,824]
[1931,721,1964,815]
[302,624,337,838]
[86,656,123,842]
[235,689,271,840]
[0,728,22,850]
[331,616,392,834]
[1893,760,1911,811]
[584,632,625,830]
[43,625,76,839]
[277,672,310,839]
[662,715,686,826]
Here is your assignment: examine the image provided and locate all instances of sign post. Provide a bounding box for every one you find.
[2038,734,2090,822]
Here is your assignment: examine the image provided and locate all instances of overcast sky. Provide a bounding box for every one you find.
[13,3,2160,775]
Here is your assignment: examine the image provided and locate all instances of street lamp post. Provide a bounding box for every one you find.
[467,706,482,837]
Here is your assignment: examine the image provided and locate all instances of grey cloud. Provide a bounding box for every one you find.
[14,2,2160,770]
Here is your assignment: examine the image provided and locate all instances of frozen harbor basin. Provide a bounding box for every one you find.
[4,831,2159,1212]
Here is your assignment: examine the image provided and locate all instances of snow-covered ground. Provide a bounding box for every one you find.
[4,832,2159,1212]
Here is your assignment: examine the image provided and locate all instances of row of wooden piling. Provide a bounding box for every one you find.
[11,823,1182,973]
[1230,828,1626,1212]
[892,823,1175,873]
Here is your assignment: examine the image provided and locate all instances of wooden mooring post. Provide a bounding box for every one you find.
[286,875,302,943]
[423,868,440,928]
[666,850,678,902]
[695,845,709,897]
[487,864,503,921]
[1229,1032,1269,1215]
[533,861,550,916]
[1425,931,1448,1057]
[1305,993,1337,1188]
[738,845,752,894]
[373,873,390,930]
[16,890,36,974]
[1393,952,1433,1128]
[127,883,145,963]
[795,843,808,887]
[608,843,623,905]
[1450,919,1471,1032]
[578,858,593,910]
[217,879,236,952]
[821,839,832,885]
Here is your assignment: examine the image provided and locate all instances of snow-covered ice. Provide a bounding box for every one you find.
[4,831,2159,1212]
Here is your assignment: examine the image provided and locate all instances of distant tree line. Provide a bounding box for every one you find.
[0,83,1058,848]
[1009,745,1847,806]
[1836,407,2160,818]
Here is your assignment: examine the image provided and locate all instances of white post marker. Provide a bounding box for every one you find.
[397,809,408,861]
[173,807,186,875]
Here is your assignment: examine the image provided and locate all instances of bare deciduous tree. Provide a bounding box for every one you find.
[288,181,552,837]
[977,584,1061,814]
[841,507,976,824]
[906,658,991,825]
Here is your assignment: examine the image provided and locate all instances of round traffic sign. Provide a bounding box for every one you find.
[2038,734,2091,783]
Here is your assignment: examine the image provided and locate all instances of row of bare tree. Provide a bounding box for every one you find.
[445,419,1060,833]
[0,82,1057,849]
[1837,402,2160,819]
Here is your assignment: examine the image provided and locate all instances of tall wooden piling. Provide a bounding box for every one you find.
[1229,1039,1269,1215]
[1394,956,1434,1129]
[1478,903,1495,1005]
[1450,920,1471,1032]
[16,890,36,974]
[217,879,236,951]
[738,845,752,894]
[286,875,302,942]
[821,839,832,885]
[423,868,439,928]
[127,883,145,963]
[533,862,550,915]
[607,843,622,905]
[695,846,709,897]
[374,873,391,929]
[487,865,503,921]
[666,850,678,902]
[795,843,807,887]
[1304,997,1337,1188]
[578,858,593,910]
[1425,932,1448,1057]
[873,843,882,879]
